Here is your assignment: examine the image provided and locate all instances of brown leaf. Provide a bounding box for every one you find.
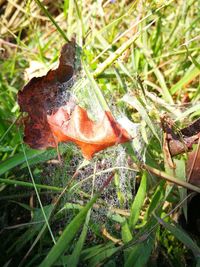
[18,40,76,149]
[18,40,131,159]
[161,115,199,157]
[47,105,131,159]
[181,118,200,137]
[187,146,200,186]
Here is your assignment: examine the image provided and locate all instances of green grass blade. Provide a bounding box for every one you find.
[124,234,155,267]
[175,103,200,121]
[0,146,64,175]
[7,205,53,254]
[34,0,69,42]
[93,20,156,78]
[122,94,160,141]
[74,0,84,46]
[155,216,200,258]
[83,61,110,111]
[135,40,174,104]
[144,181,165,221]
[174,159,187,221]
[88,247,119,267]
[0,178,63,192]
[68,161,95,267]
[129,171,147,229]
[38,193,99,267]
[81,243,115,261]
[0,115,20,143]
[0,149,44,175]
[121,220,133,243]
[68,210,91,267]
[67,0,75,39]
[170,65,200,95]
[21,141,56,245]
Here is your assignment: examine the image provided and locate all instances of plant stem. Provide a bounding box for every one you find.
[144,164,200,193]
[0,178,62,191]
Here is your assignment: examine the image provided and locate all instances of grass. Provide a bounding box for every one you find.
[0,0,200,266]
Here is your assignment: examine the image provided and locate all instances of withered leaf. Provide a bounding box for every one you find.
[18,40,131,159]
[168,135,198,156]
[48,105,131,159]
[187,147,200,186]
[161,115,200,157]
[18,40,76,149]
[181,118,200,137]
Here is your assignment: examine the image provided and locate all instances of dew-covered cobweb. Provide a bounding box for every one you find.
[39,70,148,238]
